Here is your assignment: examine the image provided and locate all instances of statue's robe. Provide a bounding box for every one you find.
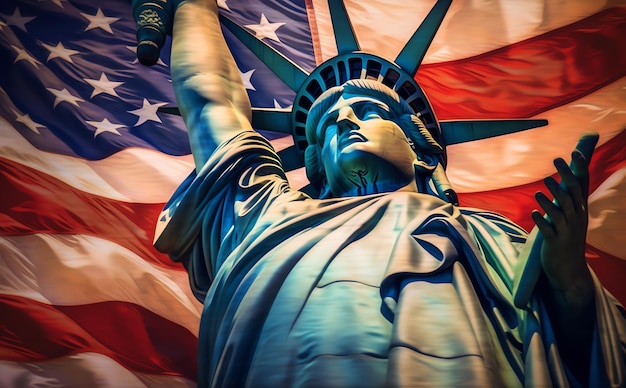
[155,131,625,387]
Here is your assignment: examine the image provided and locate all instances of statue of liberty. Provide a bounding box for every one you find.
[132,0,625,386]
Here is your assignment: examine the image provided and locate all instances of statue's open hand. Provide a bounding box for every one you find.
[531,132,598,292]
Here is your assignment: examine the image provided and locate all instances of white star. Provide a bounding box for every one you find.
[128,98,168,126]
[86,118,124,137]
[217,0,230,10]
[41,42,79,63]
[46,87,84,108]
[81,8,119,35]
[245,13,285,42]
[3,7,36,32]
[240,69,256,91]
[125,45,166,66]
[11,45,41,68]
[12,109,45,134]
[274,99,292,109]
[84,73,124,98]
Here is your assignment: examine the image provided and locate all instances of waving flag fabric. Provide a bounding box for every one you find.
[1,0,624,386]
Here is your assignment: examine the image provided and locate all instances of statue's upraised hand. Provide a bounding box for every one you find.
[531,132,599,293]
[131,0,182,66]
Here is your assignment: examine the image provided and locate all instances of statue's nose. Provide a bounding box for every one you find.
[336,106,359,131]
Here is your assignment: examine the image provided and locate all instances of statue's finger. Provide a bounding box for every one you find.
[535,190,566,232]
[532,209,555,240]
[569,151,589,207]
[573,131,599,166]
[554,157,584,213]
[564,131,597,202]
[545,174,577,222]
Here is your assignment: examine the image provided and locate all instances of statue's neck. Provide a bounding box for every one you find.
[333,178,418,198]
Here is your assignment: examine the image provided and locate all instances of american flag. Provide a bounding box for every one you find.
[1,0,624,385]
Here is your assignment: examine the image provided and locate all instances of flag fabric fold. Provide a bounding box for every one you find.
[1,0,624,385]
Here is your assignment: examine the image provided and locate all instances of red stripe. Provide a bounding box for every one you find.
[0,294,197,380]
[458,128,626,231]
[587,245,626,306]
[305,0,323,65]
[417,7,626,120]
[0,157,182,271]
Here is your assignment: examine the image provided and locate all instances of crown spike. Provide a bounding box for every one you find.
[158,106,181,116]
[277,146,305,171]
[328,1,360,54]
[440,119,548,145]
[219,14,310,92]
[251,108,293,134]
[395,0,452,77]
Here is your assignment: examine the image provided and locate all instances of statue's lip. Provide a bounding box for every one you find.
[348,131,366,141]
[339,131,367,148]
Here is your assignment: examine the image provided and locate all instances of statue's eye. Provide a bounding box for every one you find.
[355,105,385,120]
[364,112,382,119]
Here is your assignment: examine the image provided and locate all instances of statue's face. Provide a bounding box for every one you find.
[315,93,418,196]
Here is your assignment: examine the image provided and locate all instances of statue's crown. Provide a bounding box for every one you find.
[291,52,443,166]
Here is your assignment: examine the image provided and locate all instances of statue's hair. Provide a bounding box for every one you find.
[304,79,443,193]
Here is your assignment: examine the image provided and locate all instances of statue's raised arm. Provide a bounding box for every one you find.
[134,0,253,171]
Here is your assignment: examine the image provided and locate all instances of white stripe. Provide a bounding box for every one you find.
[0,234,201,335]
[588,167,626,261]
[0,115,193,204]
[446,77,626,193]
[310,0,625,64]
[0,353,196,388]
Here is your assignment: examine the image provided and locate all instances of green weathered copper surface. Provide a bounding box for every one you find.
[328,0,360,54]
[440,119,548,145]
[395,0,452,76]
